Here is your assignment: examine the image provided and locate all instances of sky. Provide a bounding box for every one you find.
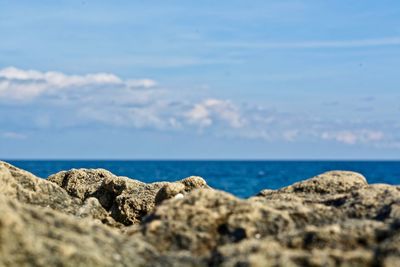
[0,0,400,159]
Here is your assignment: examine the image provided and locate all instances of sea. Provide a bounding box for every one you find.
[6,160,400,198]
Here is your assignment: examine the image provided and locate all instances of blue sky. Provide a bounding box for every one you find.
[0,0,400,159]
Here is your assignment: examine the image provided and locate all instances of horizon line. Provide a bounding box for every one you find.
[2,158,400,162]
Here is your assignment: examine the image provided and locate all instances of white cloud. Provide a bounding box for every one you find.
[186,102,212,127]
[126,79,157,88]
[185,98,244,128]
[0,66,156,100]
[321,131,357,145]
[0,79,48,99]
[79,104,182,130]
[1,66,398,150]
[321,130,384,145]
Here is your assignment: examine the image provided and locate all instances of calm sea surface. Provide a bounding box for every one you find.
[6,160,400,198]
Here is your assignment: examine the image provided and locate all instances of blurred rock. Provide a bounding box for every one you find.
[1,161,400,266]
[0,195,159,267]
[276,170,368,195]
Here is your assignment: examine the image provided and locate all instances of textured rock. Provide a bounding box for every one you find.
[277,170,368,195]
[155,176,209,204]
[49,168,210,225]
[0,161,119,226]
[212,238,375,267]
[1,161,400,266]
[329,184,400,221]
[142,189,294,258]
[0,161,82,214]
[48,168,118,200]
[0,195,158,267]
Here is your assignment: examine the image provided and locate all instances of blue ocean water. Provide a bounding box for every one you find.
[6,160,400,198]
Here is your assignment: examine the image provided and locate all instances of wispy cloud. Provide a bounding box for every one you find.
[320,130,384,145]
[0,67,156,101]
[1,131,27,140]
[209,37,400,49]
[1,66,398,149]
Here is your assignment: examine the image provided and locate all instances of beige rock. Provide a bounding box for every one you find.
[278,171,368,195]
[49,168,210,225]
[214,238,375,267]
[0,195,158,267]
[0,161,82,214]
[155,176,209,205]
[0,161,118,225]
[48,168,117,200]
[142,189,294,257]
[1,161,400,266]
[336,184,400,221]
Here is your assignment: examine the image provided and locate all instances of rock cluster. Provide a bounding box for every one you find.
[48,168,208,226]
[1,161,399,266]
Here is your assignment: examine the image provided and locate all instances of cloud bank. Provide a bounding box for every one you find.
[0,67,397,149]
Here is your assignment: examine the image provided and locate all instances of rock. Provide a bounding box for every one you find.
[212,238,375,267]
[77,197,122,227]
[251,196,343,228]
[154,182,186,205]
[0,195,159,267]
[155,176,209,205]
[1,161,400,266]
[375,220,400,267]
[48,168,118,200]
[279,219,387,250]
[49,169,210,225]
[323,184,400,221]
[277,171,368,195]
[0,161,82,214]
[180,176,209,191]
[142,189,294,258]
[253,171,395,227]
[106,176,209,225]
[0,161,118,225]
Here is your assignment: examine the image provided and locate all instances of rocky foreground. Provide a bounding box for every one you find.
[1,161,400,266]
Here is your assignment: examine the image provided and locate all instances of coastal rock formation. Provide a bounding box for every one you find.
[1,161,399,266]
[49,169,209,225]
[0,161,81,212]
[0,161,119,226]
[276,170,368,194]
[142,189,294,256]
[0,195,159,267]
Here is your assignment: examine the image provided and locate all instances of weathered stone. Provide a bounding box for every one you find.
[48,168,117,200]
[335,184,400,221]
[142,189,294,257]
[280,219,387,250]
[277,171,368,195]
[1,161,400,266]
[252,196,343,228]
[0,161,82,214]
[77,197,122,227]
[49,168,210,225]
[213,238,375,267]
[155,176,209,205]
[155,183,186,205]
[0,195,159,267]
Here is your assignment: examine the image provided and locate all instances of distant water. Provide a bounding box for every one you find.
[6,160,400,198]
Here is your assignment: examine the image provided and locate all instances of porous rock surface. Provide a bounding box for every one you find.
[1,161,400,266]
[48,168,209,225]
